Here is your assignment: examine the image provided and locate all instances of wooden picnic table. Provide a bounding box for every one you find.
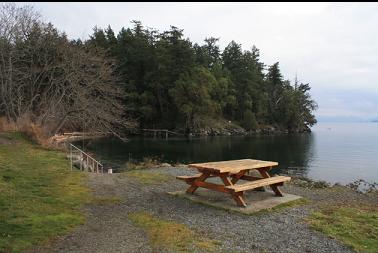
[176,159,291,207]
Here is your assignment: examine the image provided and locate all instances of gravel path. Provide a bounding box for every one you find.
[32,167,378,253]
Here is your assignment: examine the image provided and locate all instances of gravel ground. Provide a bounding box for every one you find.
[32,167,378,253]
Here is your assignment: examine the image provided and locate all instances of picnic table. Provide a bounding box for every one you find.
[176,159,291,207]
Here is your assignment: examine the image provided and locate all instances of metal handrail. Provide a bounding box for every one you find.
[70,143,103,166]
[69,143,104,173]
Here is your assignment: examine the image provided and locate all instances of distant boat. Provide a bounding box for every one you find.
[371,118,378,123]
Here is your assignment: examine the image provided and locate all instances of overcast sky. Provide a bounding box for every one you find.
[15,2,378,122]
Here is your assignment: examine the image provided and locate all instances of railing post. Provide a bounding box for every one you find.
[70,144,72,171]
[80,153,83,170]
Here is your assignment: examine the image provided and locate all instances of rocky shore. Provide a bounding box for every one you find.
[188,124,311,137]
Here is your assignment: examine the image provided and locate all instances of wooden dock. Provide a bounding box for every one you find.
[50,132,106,143]
[141,129,183,139]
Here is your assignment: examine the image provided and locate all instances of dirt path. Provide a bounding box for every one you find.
[31,167,377,253]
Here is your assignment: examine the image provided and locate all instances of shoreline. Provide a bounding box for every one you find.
[116,160,378,193]
[31,166,378,253]
[2,132,377,253]
[133,125,312,138]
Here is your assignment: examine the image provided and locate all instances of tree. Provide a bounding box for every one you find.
[0,3,134,138]
[169,67,218,131]
[2,3,318,137]
[86,20,317,133]
[265,62,285,124]
[278,81,317,131]
[242,109,258,130]
[222,41,267,123]
[194,37,221,68]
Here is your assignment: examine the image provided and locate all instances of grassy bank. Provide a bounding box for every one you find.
[0,132,89,253]
[307,203,378,253]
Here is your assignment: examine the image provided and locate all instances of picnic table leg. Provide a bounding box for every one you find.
[257,168,283,197]
[186,172,210,194]
[220,174,247,207]
[231,171,246,184]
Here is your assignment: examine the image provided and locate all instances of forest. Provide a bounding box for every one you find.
[0,4,317,139]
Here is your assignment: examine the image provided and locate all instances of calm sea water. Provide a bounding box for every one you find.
[83,123,378,184]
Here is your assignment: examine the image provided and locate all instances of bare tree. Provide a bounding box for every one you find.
[0,3,134,138]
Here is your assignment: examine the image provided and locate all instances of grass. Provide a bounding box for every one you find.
[118,157,173,185]
[306,205,378,253]
[253,197,309,215]
[122,170,172,185]
[91,196,122,206]
[0,132,90,253]
[117,157,163,172]
[128,212,222,253]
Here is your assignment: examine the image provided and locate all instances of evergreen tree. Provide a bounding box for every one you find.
[85,21,317,133]
[169,66,218,131]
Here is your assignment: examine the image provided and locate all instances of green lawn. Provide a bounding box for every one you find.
[307,205,378,253]
[0,132,89,253]
[121,170,173,185]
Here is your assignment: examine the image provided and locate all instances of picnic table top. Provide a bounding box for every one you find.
[188,159,278,174]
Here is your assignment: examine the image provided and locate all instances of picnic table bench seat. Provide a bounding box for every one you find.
[176,174,201,180]
[176,174,215,181]
[226,175,291,192]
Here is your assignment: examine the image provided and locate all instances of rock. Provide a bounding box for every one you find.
[159,163,172,167]
[174,163,188,168]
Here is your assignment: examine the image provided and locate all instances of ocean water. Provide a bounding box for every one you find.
[84,123,378,184]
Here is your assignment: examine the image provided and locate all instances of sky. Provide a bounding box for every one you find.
[14,2,378,122]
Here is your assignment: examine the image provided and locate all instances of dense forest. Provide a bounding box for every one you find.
[87,21,317,134]
[0,4,317,139]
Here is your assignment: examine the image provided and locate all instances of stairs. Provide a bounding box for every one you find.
[67,143,104,173]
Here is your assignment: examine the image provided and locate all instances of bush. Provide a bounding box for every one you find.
[0,115,53,147]
[242,110,258,130]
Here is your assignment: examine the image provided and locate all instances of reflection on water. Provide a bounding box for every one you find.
[82,123,378,184]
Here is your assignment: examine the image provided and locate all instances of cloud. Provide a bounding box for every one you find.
[14,2,378,120]
[312,88,378,119]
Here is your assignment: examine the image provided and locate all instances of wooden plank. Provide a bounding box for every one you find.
[220,174,247,207]
[233,192,247,207]
[186,172,210,194]
[231,171,246,184]
[176,174,216,181]
[232,174,266,191]
[257,167,284,196]
[188,159,278,174]
[176,174,202,180]
[226,176,291,192]
[191,181,232,193]
[238,175,264,181]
